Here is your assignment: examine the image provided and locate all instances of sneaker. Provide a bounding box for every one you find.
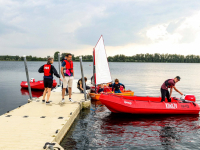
[46,101,51,105]
[61,99,65,103]
[42,100,45,103]
[69,98,74,102]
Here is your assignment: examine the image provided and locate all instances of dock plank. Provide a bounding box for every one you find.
[0,87,90,150]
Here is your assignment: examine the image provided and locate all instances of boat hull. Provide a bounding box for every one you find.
[99,94,200,114]
[89,91,134,100]
[90,86,124,93]
[20,80,57,90]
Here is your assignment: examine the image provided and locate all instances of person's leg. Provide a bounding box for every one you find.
[161,88,166,102]
[68,76,74,101]
[62,77,69,99]
[42,88,47,100]
[66,87,68,94]
[118,89,121,93]
[46,88,52,102]
[166,90,171,102]
[86,85,90,90]
[68,87,72,98]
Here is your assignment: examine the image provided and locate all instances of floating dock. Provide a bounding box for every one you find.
[0,84,91,150]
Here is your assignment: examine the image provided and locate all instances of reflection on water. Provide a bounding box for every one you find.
[61,101,200,150]
[20,88,43,98]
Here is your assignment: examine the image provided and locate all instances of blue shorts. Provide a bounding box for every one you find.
[114,90,121,93]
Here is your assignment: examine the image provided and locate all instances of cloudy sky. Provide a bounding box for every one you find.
[0,0,200,57]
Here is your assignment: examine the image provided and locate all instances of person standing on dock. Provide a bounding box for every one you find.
[61,55,69,95]
[38,57,62,104]
[161,76,183,102]
[61,53,74,102]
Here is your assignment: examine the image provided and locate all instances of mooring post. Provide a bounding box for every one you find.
[23,55,33,100]
[79,57,87,101]
[58,53,61,86]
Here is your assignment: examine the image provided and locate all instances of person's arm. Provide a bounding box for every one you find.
[61,61,66,78]
[38,65,44,73]
[80,83,84,91]
[120,83,125,90]
[173,86,183,95]
[51,65,60,78]
[112,84,114,91]
[72,62,74,77]
[169,87,173,98]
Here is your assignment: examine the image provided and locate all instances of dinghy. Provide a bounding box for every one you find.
[89,90,134,100]
[20,78,57,90]
[90,35,134,99]
[99,94,200,114]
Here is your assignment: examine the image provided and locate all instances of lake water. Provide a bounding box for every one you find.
[0,61,200,149]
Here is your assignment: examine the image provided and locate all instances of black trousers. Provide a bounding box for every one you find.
[161,88,171,102]
[78,86,90,93]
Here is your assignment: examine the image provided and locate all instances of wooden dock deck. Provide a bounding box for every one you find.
[0,85,90,150]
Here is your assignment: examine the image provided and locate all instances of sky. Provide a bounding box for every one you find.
[0,0,200,57]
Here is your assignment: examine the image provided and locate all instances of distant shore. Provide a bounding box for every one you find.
[1,53,200,63]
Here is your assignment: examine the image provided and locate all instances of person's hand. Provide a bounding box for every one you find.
[60,78,63,82]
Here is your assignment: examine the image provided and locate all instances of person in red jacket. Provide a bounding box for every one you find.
[38,57,62,104]
[61,53,74,103]
[161,76,183,102]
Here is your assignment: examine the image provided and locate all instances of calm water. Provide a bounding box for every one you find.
[0,61,200,149]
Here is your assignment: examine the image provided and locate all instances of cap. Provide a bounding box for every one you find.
[176,76,181,81]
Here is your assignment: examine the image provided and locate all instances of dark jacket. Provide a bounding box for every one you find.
[112,83,125,91]
[98,88,104,93]
[38,64,60,79]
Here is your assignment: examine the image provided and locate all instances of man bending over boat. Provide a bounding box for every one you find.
[161,76,183,102]
[112,79,125,93]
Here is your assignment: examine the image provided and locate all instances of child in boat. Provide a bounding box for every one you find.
[38,57,62,104]
[98,84,104,93]
[112,79,125,93]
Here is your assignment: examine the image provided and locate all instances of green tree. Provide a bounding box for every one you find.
[54,51,60,61]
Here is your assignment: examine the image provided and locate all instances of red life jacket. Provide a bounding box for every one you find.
[64,60,73,73]
[44,64,51,76]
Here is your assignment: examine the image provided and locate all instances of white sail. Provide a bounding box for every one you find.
[94,35,112,85]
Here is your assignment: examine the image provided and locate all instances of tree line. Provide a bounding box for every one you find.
[1,53,200,63]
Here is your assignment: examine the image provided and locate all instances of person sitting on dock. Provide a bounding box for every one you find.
[98,84,104,93]
[77,77,90,93]
[61,53,74,103]
[112,79,125,93]
[38,57,62,104]
[161,76,183,102]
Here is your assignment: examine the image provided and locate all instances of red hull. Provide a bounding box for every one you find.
[20,80,57,90]
[99,94,200,115]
